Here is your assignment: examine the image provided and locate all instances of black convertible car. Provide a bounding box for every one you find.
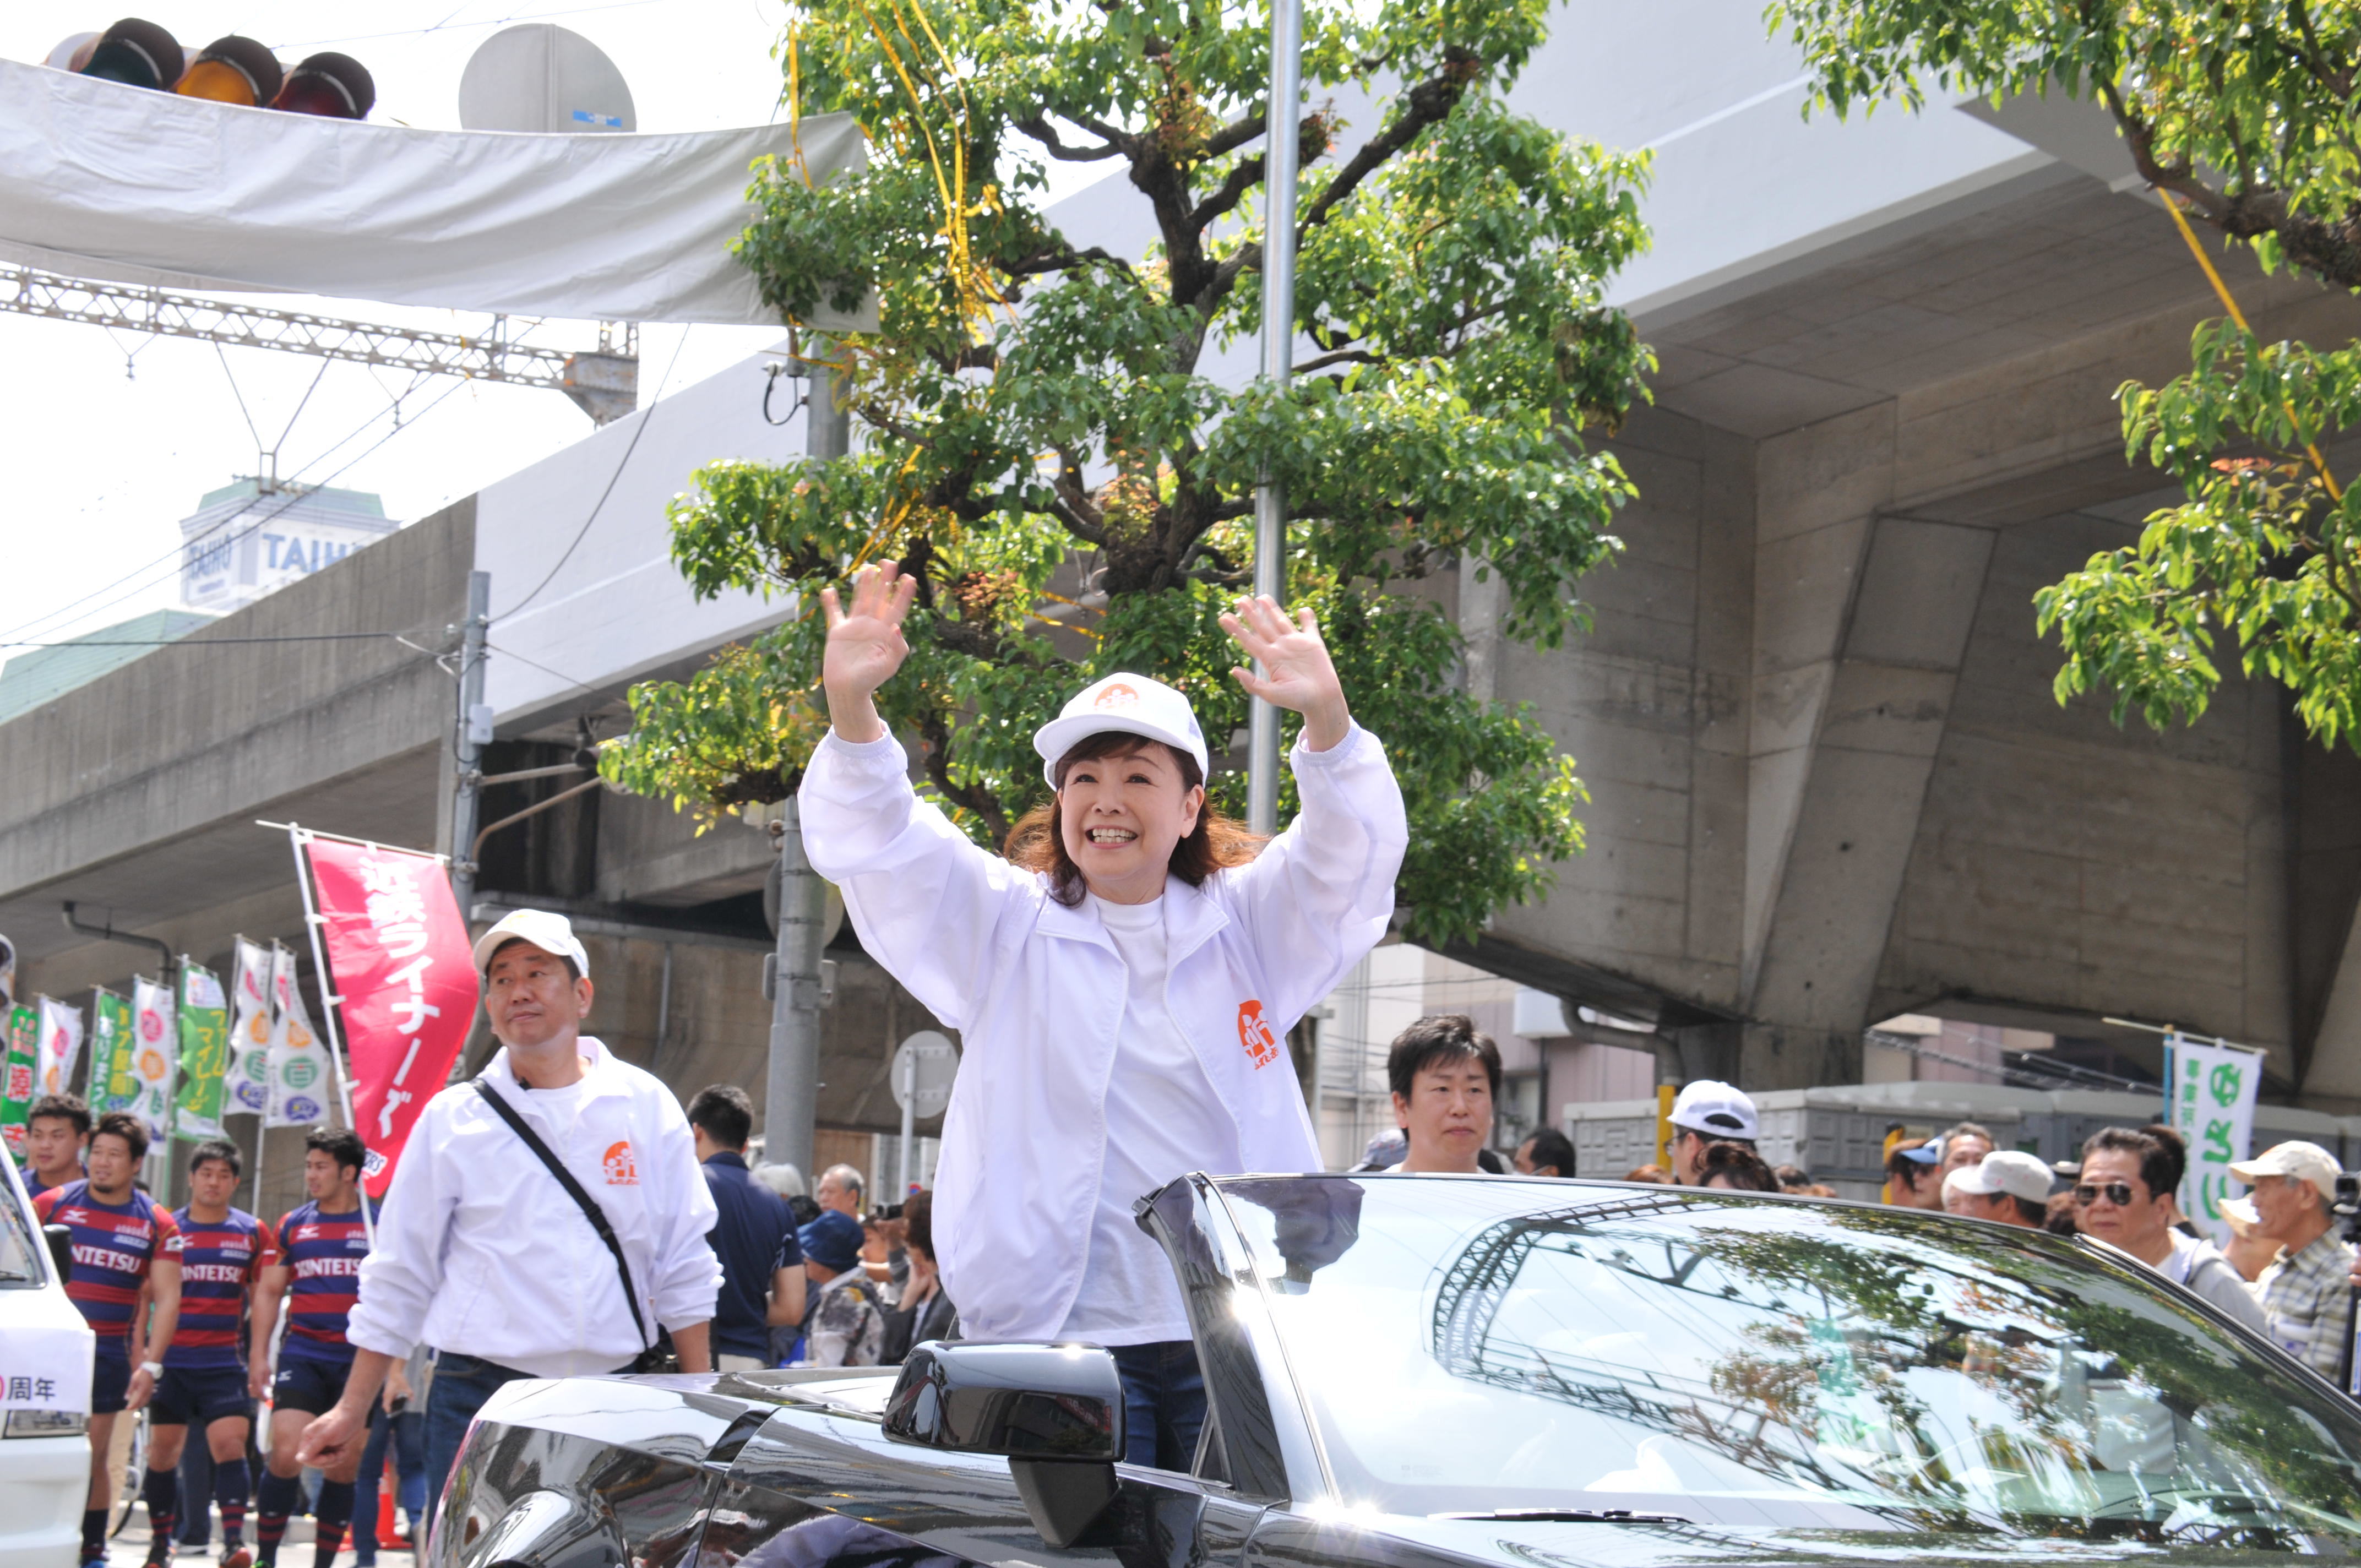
[431,1174,2361,1568]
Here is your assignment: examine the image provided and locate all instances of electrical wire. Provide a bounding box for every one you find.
[494,324,695,625]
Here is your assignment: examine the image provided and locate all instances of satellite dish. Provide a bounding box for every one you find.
[458,24,635,134]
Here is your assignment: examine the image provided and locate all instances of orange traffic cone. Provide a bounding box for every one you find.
[376,1458,407,1550]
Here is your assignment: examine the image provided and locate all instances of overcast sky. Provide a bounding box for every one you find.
[0,2,935,651]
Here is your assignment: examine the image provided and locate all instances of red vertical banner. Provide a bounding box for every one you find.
[303,840,476,1197]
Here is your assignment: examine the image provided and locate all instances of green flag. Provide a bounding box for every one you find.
[174,962,230,1142]
[0,1005,35,1163]
[93,989,136,1113]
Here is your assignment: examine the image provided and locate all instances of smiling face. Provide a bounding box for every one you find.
[1056,739,1206,906]
[1393,1055,1494,1174]
[486,939,594,1050]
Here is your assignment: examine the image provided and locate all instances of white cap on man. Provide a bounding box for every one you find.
[2228,1140,2341,1205]
[1033,672,1210,788]
[1948,1150,2054,1205]
[471,908,591,979]
[1669,1080,1758,1142]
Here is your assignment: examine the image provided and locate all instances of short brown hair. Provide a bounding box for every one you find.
[1004,731,1262,907]
[94,1110,148,1164]
[903,1189,935,1263]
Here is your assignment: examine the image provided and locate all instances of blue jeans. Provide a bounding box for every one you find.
[352,1405,427,1564]
[1108,1341,1204,1472]
[422,1354,534,1550]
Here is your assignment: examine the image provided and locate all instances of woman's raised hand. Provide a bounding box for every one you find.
[820,563,918,744]
[1220,594,1352,753]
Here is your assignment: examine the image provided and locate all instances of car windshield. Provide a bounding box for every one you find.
[1215,1177,2361,1545]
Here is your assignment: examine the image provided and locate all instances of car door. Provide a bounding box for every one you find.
[697,1395,1267,1568]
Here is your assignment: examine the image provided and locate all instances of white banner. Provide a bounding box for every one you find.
[222,939,272,1119]
[33,995,81,1099]
[2166,1033,2265,1248]
[0,1321,93,1413]
[127,976,176,1140]
[265,946,331,1129]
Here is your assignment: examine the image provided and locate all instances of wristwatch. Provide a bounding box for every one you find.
[139,1361,164,1379]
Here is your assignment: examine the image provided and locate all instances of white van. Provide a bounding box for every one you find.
[0,1151,95,1568]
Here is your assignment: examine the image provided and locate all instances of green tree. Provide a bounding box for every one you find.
[600,0,1653,948]
[1766,0,2361,747]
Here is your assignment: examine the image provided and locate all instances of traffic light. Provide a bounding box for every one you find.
[273,52,374,120]
[77,17,181,90]
[175,35,282,107]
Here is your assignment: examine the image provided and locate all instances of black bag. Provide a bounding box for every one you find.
[474,1078,679,1374]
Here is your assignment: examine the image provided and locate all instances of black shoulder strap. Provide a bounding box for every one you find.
[473,1077,650,1351]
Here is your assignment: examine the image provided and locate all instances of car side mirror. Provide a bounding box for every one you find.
[44,1224,72,1284]
[884,1341,1124,1548]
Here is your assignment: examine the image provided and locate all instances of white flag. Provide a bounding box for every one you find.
[34,996,82,1099]
[128,976,176,1141]
[2166,1033,2265,1249]
[265,946,331,1129]
[222,939,272,1118]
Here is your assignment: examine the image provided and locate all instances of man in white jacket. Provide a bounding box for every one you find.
[295,910,719,1543]
[802,564,1407,1471]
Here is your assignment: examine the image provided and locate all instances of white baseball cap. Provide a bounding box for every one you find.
[471,908,591,980]
[2229,1140,2342,1204]
[1669,1080,1758,1141]
[1948,1150,2054,1204]
[1033,672,1210,789]
[2219,1194,2262,1237]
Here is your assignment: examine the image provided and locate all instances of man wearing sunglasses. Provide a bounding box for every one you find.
[2073,1127,2264,1331]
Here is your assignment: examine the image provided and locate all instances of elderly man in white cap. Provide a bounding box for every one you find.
[1665,1080,1759,1185]
[295,910,720,1543]
[801,565,1407,1472]
[1940,1150,2053,1229]
[2232,1140,2353,1381]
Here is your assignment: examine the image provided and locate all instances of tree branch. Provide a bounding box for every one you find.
[917,708,1013,843]
[1014,115,1123,162]
[1294,347,1387,374]
[1188,153,1265,232]
[1297,54,1477,238]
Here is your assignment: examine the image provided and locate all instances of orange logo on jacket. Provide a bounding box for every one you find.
[602,1140,639,1185]
[1238,1000,1281,1069]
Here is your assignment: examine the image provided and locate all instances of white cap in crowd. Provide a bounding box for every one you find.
[2229,1140,2342,1205]
[1034,672,1210,788]
[1947,1150,2054,1204]
[1669,1080,1758,1142]
[2218,1194,2262,1237]
[471,908,591,979]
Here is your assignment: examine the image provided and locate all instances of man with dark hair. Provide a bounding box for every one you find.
[25,1092,91,1196]
[142,1140,275,1568]
[1513,1128,1576,1179]
[251,1128,372,1568]
[1385,1015,1499,1175]
[688,1085,804,1373]
[1698,1142,1780,1191]
[1884,1136,1945,1209]
[2074,1126,2262,1328]
[35,1110,181,1568]
[1666,1081,1758,1186]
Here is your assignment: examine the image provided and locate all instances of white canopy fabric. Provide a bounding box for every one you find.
[0,58,868,326]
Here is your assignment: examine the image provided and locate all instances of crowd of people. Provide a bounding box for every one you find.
[21,574,2361,1568]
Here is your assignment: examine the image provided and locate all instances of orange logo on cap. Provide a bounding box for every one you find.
[1093,682,1141,710]
[1238,1000,1281,1069]
[602,1140,639,1185]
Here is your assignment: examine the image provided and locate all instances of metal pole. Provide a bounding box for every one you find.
[449,571,491,918]
[898,1047,915,1202]
[285,825,377,1250]
[765,337,846,1182]
[1248,0,1303,839]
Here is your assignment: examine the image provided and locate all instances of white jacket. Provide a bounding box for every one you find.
[800,721,1408,1341]
[345,1036,721,1379]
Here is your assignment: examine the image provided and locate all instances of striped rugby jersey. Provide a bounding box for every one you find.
[274,1199,373,1364]
[166,1206,278,1370]
[33,1179,180,1344]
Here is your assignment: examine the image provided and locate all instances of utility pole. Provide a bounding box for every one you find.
[1248,0,1303,838]
[449,571,492,918]
[766,342,846,1181]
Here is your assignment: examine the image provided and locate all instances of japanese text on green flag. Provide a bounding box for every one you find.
[92,990,135,1112]
[174,962,229,1142]
[2167,1033,2263,1248]
[0,1006,35,1159]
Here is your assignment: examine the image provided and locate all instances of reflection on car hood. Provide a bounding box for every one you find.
[1361,1510,2352,1568]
